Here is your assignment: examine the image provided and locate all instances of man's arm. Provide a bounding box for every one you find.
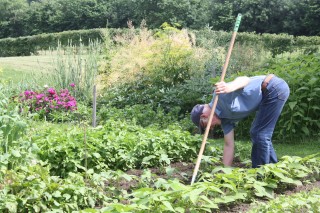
[215,76,250,94]
[223,129,235,166]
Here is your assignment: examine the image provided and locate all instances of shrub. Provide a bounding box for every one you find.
[236,53,320,141]
[100,24,209,90]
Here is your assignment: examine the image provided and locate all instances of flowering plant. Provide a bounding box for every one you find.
[19,84,77,119]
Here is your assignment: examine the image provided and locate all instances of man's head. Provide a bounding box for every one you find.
[191,104,221,133]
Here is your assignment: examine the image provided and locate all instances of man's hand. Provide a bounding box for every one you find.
[215,81,232,94]
[215,76,250,94]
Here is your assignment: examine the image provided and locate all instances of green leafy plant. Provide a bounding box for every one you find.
[0,88,27,160]
[31,120,200,177]
[234,53,320,141]
[248,188,320,213]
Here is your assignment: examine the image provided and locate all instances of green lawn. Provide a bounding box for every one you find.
[275,141,320,158]
[209,138,320,162]
[0,55,53,83]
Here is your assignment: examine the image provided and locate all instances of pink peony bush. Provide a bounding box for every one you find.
[20,84,77,119]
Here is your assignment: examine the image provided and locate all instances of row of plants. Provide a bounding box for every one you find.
[30,120,200,177]
[1,115,319,213]
[82,154,319,212]
[248,187,320,212]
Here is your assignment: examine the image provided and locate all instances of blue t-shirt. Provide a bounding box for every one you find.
[209,76,265,135]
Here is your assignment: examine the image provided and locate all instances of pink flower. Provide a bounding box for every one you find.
[36,94,44,99]
[67,101,76,107]
[19,86,78,117]
[24,90,32,96]
[47,88,56,95]
[70,83,75,88]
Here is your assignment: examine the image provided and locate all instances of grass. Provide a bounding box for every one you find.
[275,141,320,158]
[0,55,53,83]
[208,138,320,162]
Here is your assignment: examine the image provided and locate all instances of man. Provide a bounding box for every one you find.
[191,74,290,168]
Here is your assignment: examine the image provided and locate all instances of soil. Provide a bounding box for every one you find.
[108,161,320,212]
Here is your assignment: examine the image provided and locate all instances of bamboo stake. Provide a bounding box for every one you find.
[92,85,97,127]
[191,14,242,185]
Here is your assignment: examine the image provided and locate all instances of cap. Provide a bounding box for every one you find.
[191,104,204,127]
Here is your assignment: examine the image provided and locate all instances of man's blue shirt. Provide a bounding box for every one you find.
[209,76,266,135]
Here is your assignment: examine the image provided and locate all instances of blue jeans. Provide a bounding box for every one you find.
[250,76,290,168]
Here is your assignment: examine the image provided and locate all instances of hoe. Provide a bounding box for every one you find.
[191,14,242,185]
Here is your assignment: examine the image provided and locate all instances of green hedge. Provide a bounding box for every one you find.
[1,28,320,57]
[0,28,129,57]
[194,30,320,56]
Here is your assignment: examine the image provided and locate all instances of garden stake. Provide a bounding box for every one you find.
[191,14,242,185]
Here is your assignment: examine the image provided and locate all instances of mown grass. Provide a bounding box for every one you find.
[209,138,320,162]
[0,55,53,83]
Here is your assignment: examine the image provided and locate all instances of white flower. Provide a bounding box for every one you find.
[44,84,48,88]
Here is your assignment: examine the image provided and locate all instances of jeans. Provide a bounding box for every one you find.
[250,76,290,168]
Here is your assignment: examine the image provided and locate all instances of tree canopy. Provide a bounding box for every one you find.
[0,0,319,39]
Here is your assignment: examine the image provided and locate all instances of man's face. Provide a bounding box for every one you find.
[199,105,221,130]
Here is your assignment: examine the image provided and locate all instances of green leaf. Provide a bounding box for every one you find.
[288,101,297,110]
[254,184,273,199]
[175,207,185,213]
[185,187,206,204]
[11,150,21,157]
[5,202,17,213]
[160,153,171,165]
[52,191,62,198]
[63,193,71,200]
[142,155,156,164]
[212,167,234,174]
[308,77,317,85]
[161,201,175,212]
[92,153,101,158]
[200,195,219,209]
[301,127,310,135]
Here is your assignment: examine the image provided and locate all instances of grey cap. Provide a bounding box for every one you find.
[190,104,204,127]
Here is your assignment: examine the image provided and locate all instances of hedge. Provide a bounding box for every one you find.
[0,28,320,57]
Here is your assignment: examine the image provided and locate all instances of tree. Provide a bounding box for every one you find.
[239,0,291,34]
[0,0,28,38]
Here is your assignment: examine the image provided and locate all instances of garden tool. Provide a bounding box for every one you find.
[191,14,242,185]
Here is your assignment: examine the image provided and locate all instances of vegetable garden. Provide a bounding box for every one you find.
[0,25,319,212]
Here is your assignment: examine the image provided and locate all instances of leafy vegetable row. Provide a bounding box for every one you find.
[1,154,319,212]
[81,154,320,213]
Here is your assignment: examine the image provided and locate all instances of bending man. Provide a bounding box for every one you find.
[191,74,290,168]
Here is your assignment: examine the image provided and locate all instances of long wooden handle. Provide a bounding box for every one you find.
[190,14,242,185]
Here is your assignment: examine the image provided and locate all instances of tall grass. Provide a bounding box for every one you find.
[46,40,101,103]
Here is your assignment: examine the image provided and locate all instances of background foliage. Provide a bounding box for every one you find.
[0,0,319,40]
[0,9,320,211]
